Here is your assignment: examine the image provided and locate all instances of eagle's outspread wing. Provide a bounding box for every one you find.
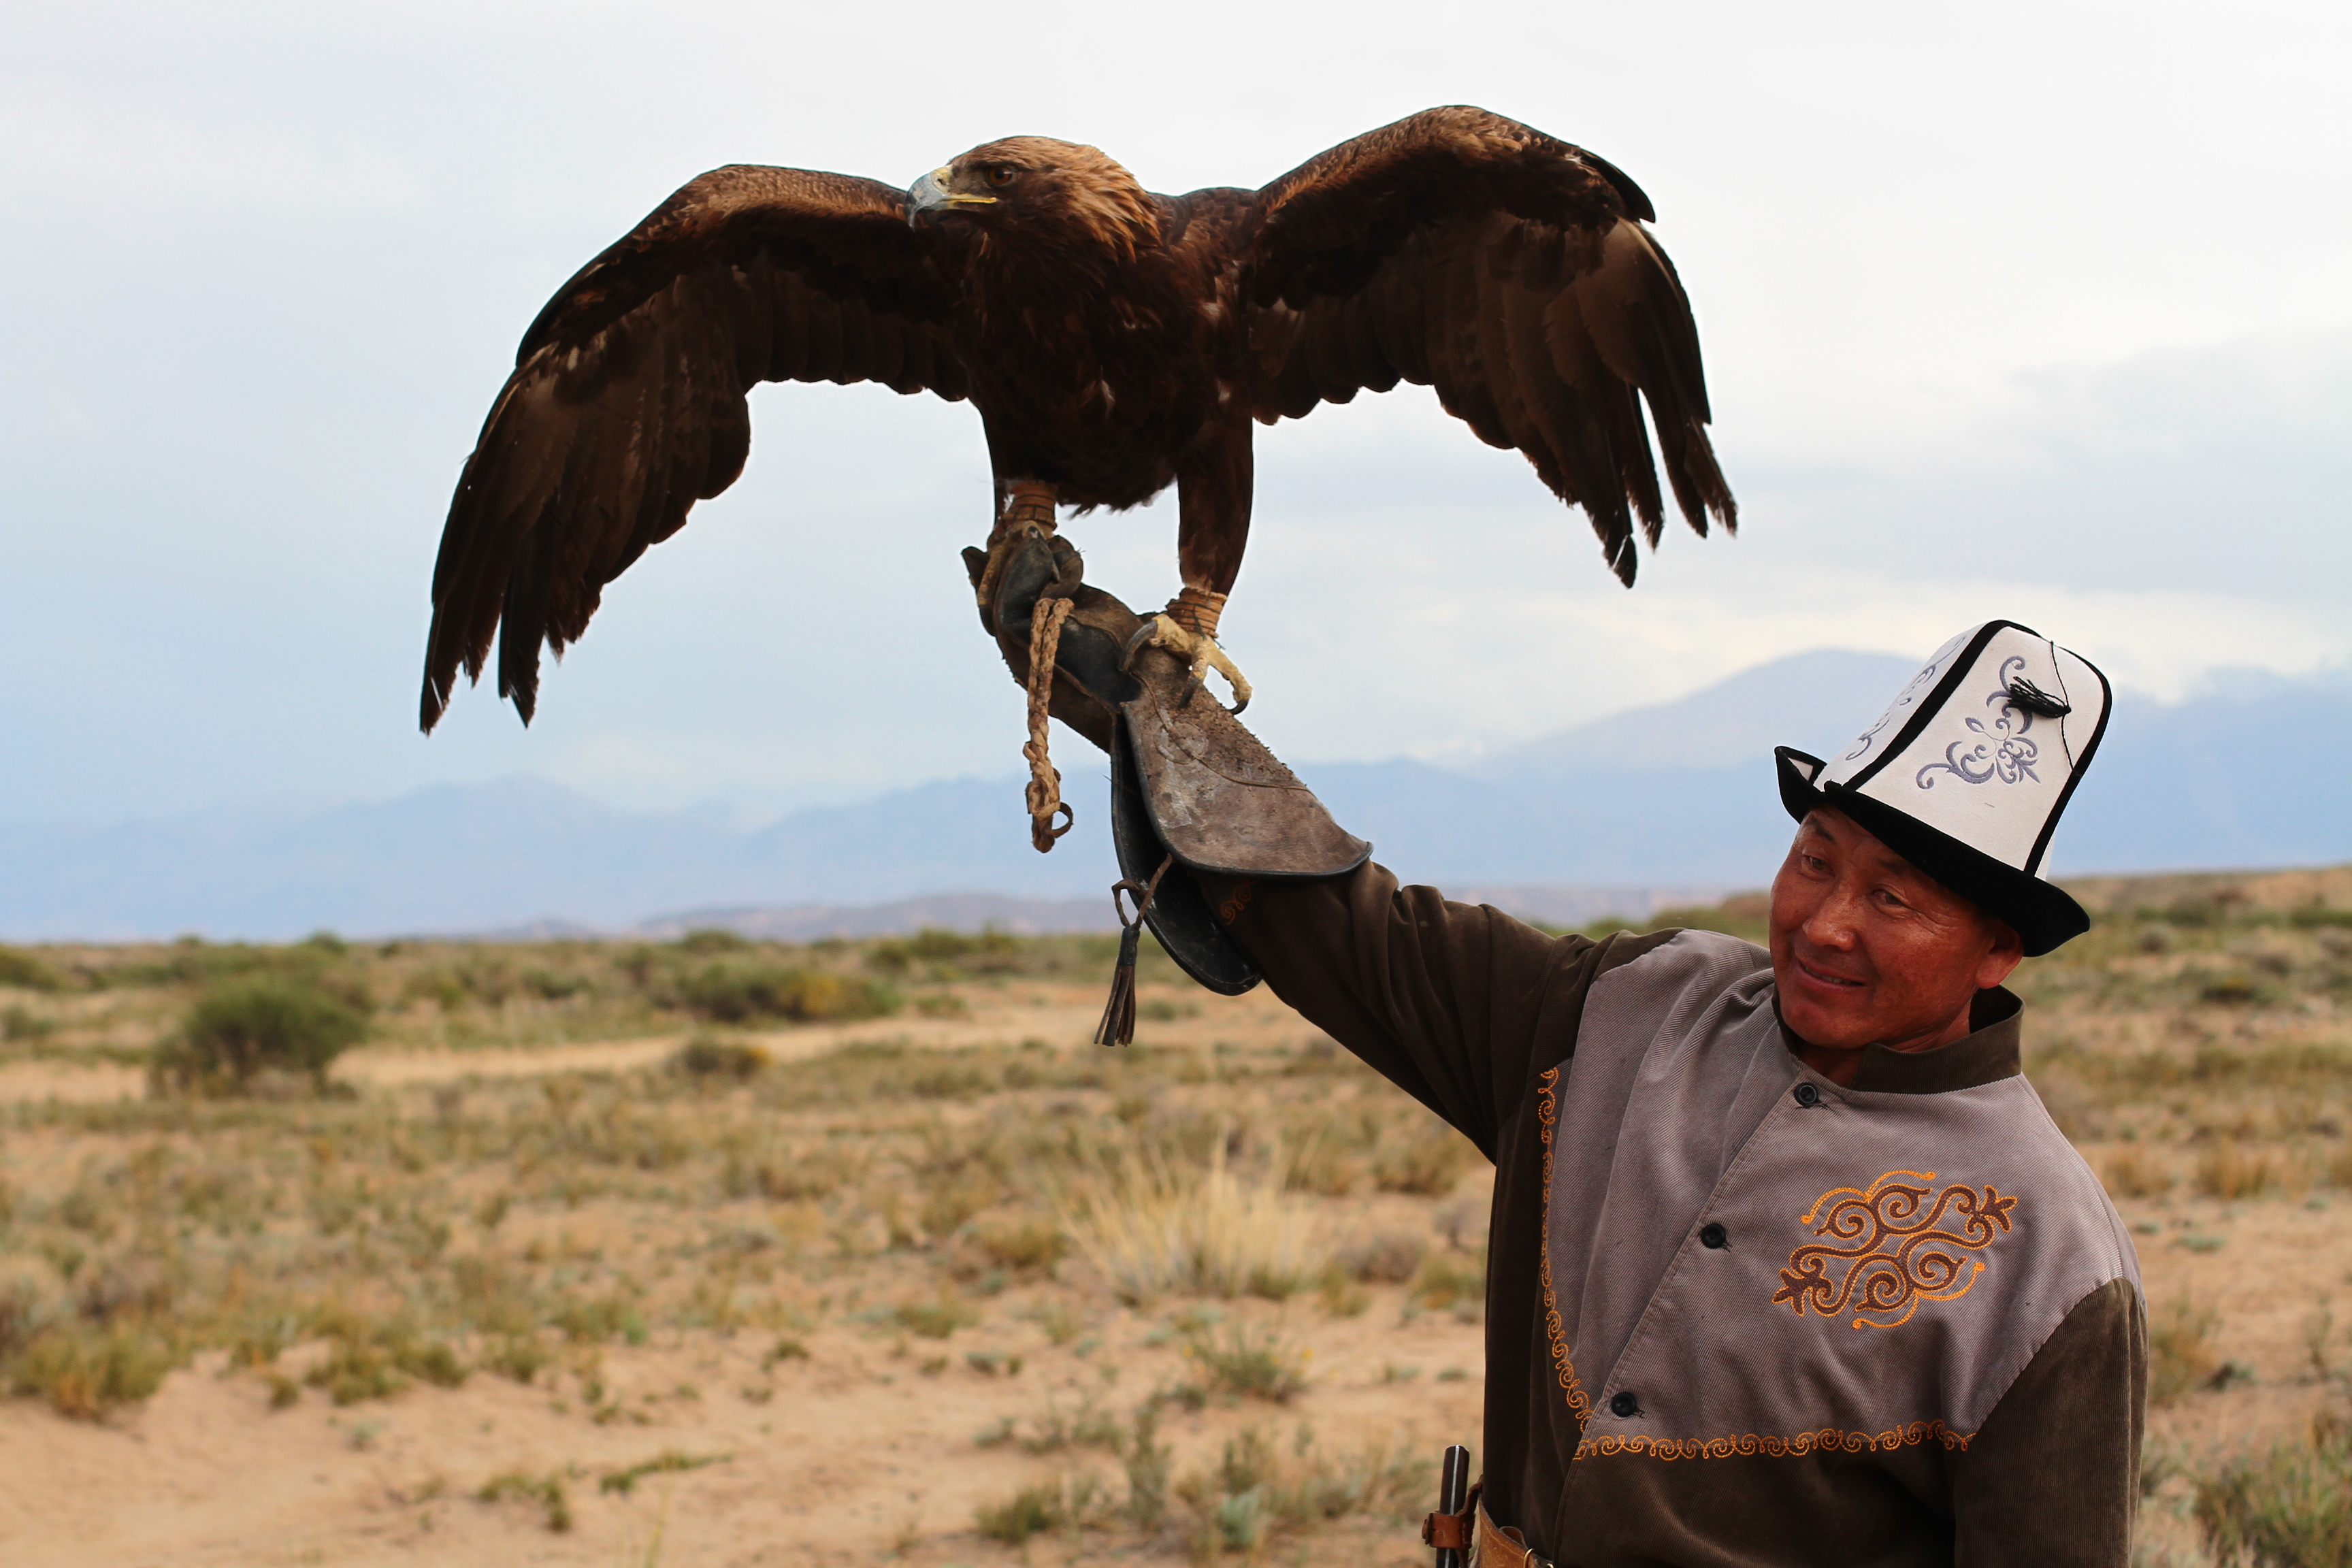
[1237,105,1734,584]
[421,166,968,730]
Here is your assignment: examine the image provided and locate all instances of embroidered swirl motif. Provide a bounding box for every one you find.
[1772,1170,2019,1330]
[1535,1065,1590,1425]
[1575,1420,1971,1462]
[1914,656,2040,789]
[1842,657,1946,763]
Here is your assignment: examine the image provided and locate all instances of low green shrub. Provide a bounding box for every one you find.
[10,1322,176,1418]
[1409,1250,1486,1314]
[672,1038,770,1079]
[894,1292,981,1339]
[478,1468,572,1531]
[2194,1423,2352,1565]
[152,976,368,1094]
[676,963,898,1025]
[598,1448,727,1495]
[0,945,65,992]
[1183,1324,1309,1403]
[869,926,1020,976]
[674,928,752,955]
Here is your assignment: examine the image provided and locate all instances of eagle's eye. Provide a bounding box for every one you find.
[983,165,1017,189]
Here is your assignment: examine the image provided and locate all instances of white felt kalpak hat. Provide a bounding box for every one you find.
[1774,620,2112,956]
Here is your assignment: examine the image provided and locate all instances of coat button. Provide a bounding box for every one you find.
[1608,1391,1640,1418]
[1699,1222,1728,1250]
[1793,1082,1822,1108]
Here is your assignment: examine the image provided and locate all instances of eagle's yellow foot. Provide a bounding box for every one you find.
[1147,587,1252,712]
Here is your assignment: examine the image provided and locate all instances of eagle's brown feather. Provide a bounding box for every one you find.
[422,108,1733,730]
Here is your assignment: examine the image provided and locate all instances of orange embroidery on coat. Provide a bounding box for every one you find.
[1773,1170,2019,1330]
[1535,1064,1590,1424]
[1576,1420,1971,1461]
[1217,880,1256,925]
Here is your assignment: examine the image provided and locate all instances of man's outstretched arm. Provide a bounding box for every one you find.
[973,536,1639,1154]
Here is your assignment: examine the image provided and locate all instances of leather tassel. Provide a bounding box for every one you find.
[1094,921,1141,1046]
[1096,854,1173,1047]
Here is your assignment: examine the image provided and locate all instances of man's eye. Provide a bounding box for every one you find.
[984,166,1016,188]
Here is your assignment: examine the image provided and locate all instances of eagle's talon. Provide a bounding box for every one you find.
[1145,612,1253,713]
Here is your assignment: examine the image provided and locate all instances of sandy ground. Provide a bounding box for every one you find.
[2,984,2345,1565]
[0,986,1485,1566]
[0,1290,1480,1567]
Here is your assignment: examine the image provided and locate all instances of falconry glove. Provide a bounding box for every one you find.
[968,529,1370,1016]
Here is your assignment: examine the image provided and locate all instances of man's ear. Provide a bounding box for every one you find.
[1974,918,2025,992]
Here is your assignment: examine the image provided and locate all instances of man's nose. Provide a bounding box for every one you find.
[1803,885,1864,947]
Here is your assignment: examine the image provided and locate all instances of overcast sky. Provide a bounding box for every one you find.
[5,0,2347,824]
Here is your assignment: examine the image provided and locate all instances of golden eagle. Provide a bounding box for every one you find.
[421,105,1735,729]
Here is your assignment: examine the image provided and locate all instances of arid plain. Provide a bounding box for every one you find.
[1,867,2347,1566]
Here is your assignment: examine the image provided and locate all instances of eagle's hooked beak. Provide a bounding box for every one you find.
[906,166,996,224]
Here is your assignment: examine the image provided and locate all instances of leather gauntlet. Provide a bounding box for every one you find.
[967,531,1371,996]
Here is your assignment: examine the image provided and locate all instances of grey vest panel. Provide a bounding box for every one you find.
[1543,931,2140,1458]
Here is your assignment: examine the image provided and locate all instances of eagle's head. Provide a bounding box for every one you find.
[906,137,1160,261]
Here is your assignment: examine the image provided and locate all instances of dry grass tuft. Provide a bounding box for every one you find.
[2195,1141,2284,1201]
[2193,1421,2352,1566]
[1054,1138,1326,1303]
[2149,1296,2224,1407]
[2100,1143,2175,1200]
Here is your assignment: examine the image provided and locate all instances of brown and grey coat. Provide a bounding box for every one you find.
[1210,861,2145,1568]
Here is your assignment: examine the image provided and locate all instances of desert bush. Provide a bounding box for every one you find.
[1336,1230,1428,1284]
[894,1292,980,1339]
[1183,1324,1309,1403]
[1175,1423,1428,1556]
[869,926,1021,977]
[674,928,752,955]
[1011,1389,1122,1454]
[10,1321,176,1418]
[1,1003,55,1043]
[977,1471,1113,1544]
[1409,1250,1486,1315]
[152,976,368,1094]
[676,962,898,1025]
[304,1309,468,1405]
[2194,1424,2352,1566]
[1373,1120,1477,1196]
[2150,1296,2224,1407]
[0,1263,60,1360]
[478,1468,573,1532]
[0,945,66,992]
[672,1038,770,1080]
[599,1448,726,1495]
[551,1289,647,1345]
[975,1218,1069,1273]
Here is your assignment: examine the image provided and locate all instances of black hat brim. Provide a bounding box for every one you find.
[1774,747,2089,957]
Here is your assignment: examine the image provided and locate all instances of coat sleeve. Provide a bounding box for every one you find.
[1203,863,1656,1157]
[1953,1277,2148,1567]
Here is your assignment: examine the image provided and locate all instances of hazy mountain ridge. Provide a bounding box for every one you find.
[4,651,2345,941]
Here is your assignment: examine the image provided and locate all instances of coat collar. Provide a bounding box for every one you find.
[1775,986,2023,1094]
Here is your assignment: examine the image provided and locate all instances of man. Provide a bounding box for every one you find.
[981,539,2144,1567]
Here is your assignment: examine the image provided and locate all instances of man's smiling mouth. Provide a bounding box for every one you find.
[1795,955,1866,989]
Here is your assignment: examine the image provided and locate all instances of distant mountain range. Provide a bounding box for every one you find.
[4,650,2345,941]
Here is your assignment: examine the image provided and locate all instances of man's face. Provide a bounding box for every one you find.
[1768,808,2024,1054]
